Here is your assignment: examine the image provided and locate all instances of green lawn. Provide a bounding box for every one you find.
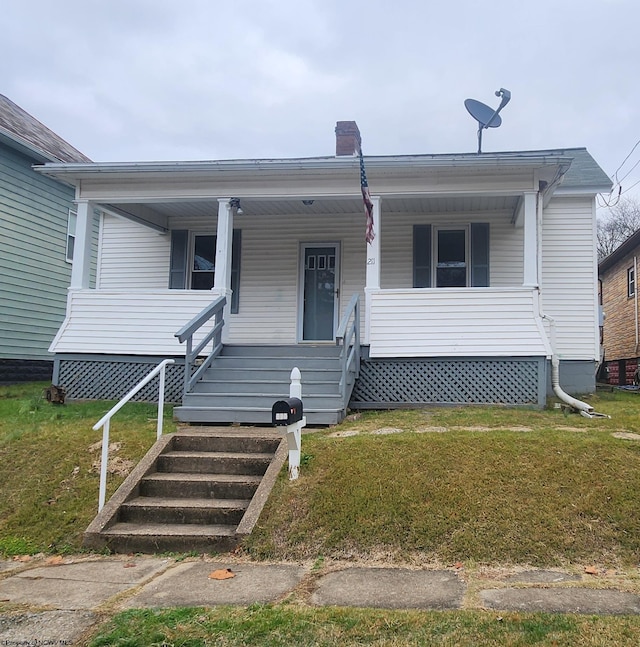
[0,382,175,554]
[2,383,640,645]
[246,390,640,567]
[88,606,640,647]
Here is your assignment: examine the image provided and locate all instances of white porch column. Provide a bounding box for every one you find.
[214,199,234,339]
[522,191,538,288]
[70,199,93,289]
[364,196,381,345]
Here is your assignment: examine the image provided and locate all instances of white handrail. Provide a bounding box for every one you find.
[93,358,175,512]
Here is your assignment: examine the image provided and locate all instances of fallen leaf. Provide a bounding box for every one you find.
[209,568,235,580]
[123,562,137,568]
[584,566,599,575]
[45,556,64,565]
[454,562,464,569]
[13,555,32,563]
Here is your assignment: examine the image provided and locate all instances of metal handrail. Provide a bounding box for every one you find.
[175,295,226,394]
[93,358,175,512]
[336,294,361,404]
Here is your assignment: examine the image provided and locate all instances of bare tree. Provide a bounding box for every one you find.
[597,197,640,260]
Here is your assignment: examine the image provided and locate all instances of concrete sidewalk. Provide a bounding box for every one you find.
[1,555,640,645]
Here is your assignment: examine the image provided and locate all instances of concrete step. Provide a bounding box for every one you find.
[157,451,273,476]
[140,472,263,499]
[120,496,250,525]
[172,432,280,454]
[84,430,286,555]
[99,522,239,554]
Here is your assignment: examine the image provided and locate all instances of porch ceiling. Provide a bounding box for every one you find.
[115,194,520,220]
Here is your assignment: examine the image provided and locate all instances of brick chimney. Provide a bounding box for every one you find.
[335,121,361,156]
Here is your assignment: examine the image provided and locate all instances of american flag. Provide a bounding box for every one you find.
[359,146,375,244]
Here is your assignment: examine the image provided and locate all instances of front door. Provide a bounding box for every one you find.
[300,243,340,341]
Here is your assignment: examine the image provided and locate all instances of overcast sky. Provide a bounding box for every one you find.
[1,0,638,211]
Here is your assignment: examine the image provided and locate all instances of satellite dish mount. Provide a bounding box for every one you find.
[464,88,511,154]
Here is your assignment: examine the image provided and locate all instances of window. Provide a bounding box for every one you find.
[66,209,77,263]
[628,266,636,298]
[191,235,216,289]
[169,229,242,313]
[413,223,490,288]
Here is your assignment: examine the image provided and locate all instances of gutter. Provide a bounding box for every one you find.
[33,153,578,179]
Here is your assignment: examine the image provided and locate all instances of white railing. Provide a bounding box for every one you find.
[92,358,175,512]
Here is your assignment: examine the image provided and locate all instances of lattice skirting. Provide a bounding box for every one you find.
[54,356,185,403]
[351,357,545,407]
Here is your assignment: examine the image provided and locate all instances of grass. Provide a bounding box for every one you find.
[0,382,175,554]
[3,383,640,644]
[245,390,640,567]
[89,605,640,646]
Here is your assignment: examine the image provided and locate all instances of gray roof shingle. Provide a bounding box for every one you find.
[0,94,90,163]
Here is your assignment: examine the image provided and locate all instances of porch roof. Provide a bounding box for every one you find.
[34,147,608,190]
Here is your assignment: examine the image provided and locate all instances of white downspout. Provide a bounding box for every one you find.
[536,193,609,418]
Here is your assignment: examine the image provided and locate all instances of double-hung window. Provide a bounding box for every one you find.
[66,209,77,263]
[169,229,242,313]
[413,223,489,288]
[628,266,636,298]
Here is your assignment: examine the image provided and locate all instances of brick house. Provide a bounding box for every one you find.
[599,228,640,385]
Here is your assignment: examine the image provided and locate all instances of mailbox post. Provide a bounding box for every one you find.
[272,367,306,480]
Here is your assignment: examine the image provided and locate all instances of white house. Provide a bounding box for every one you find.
[36,122,611,424]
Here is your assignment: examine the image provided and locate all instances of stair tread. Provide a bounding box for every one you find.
[122,497,250,509]
[161,450,274,460]
[102,522,237,537]
[143,472,262,483]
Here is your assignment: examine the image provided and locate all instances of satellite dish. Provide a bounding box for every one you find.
[464,88,511,154]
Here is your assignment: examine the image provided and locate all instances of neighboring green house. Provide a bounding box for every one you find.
[0,95,91,383]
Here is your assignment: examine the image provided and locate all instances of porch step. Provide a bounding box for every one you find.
[175,344,349,425]
[176,406,344,426]
[221,344,342,358]
[193,379,339,395]
[83,429,285,554]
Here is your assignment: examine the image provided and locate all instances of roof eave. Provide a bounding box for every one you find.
[34,152,576,181]
[0,127,59,163]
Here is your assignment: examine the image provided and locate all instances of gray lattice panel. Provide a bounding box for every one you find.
[351,358,541,406]
[57,358,185,403]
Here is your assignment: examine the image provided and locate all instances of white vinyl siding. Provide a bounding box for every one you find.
[369,288,549,357]
[540,196,599,360]
[49,290,218,355]
[61,210,367,349]
[216,212,366,344]
[98,214,171,289]
[381,211,522,289]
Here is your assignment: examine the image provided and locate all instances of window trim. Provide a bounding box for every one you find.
[628,266,636,298]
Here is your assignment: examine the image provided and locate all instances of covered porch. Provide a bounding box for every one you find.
[39,152,569,416]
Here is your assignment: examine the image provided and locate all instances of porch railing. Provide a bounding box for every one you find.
[336,293,361,404]
[92,358,174,512]
[175,295,226,394]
